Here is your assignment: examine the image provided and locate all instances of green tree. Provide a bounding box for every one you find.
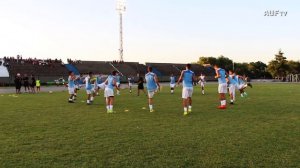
[267,50,289,79]
[197,56,217,66]
[216,55,233,70]
[287,60,300,74]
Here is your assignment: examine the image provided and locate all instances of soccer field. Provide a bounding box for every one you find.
[0,83,299,168]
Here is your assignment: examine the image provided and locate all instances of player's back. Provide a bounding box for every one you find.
[183,70,194,87]
[218,69,226,84]
[145,72,157,91]
[106,75,115,89]
[228,75,237,85]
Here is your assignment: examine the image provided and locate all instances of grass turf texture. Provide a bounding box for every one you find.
[0,83,299,168]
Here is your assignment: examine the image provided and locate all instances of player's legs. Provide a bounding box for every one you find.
[229,85,235,104]
[109,96,114,112]
[148,91,155,112]
[218,84,227,109]
[87,94,91,104]
[68,88,75,103]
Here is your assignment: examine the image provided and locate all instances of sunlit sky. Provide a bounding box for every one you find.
[0,0,299,64]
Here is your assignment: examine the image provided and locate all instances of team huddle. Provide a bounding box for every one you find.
[66,64,251,116]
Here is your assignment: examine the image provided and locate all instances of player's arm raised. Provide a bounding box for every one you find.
[177,71,184,85]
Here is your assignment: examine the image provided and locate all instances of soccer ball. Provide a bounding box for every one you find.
[49,91,53,94]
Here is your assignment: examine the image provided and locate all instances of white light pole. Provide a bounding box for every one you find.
[116,0,126,62]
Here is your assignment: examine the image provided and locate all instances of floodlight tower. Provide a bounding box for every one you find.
[116,0,126,62]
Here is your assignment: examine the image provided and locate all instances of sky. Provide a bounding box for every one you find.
[0,0,299,64]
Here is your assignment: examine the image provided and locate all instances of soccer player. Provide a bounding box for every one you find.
[170,74,176,94]
[23,74,30,93]
[214,64,227,109]
[237,75,248,98]
[74,75,81,98]
[177,64,195,116]
[128,76,133,93]
[228,70,238,104]
[84,72,95,105]
[244,75,253,88]
[67,71,76,103]
[104,71,120,113]
[116,73,121,95]
[145,66,160,112]
[199,73,206,95]
[137,77,146,96]
[30,75,36,94]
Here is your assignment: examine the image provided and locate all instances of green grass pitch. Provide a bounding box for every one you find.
[0,83,299,167]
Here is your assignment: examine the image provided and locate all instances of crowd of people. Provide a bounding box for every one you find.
[65,64,252,116]
[14,73,41,94]
[67,59,82,64]
[2,56,63,67]
[111,60,125,64]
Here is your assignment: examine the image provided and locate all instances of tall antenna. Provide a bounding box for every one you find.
[116,0,126,62]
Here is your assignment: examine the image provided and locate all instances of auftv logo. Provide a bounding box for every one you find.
[264,10,288,17]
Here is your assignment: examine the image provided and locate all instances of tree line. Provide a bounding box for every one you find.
[196,50,300,79]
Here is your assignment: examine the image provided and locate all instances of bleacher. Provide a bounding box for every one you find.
[0,56,216,85]
[110,62,145,76]
[6,62,69,83]
[72,61,114,75]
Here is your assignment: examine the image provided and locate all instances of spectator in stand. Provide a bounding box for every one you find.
[14,73,22,94]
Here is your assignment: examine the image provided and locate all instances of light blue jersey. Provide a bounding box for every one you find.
[228,75,237,85]
[97,76,102,84]
[238,77,245,85]
[145,72,158,91]
[85,76,92,90]
[116,75,120,83]
[217,68,227,84]
[170,76,176,84]
[68,76,75,88]
[107,75,115,89]
[182,70,194,88]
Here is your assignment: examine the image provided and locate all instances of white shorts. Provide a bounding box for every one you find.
[200,82,205,87]
[238,84,246,90]
[116,82,120,87]
[170,84,175,88]
[104,88,114,98]
[75,85,79,89]
[218,83,228,94]
[68,87,75,94]
[128,83,133,87]
[229,84,236,94]
[147,90,155,99]
[86,89,93,95]
[182,87,193,99]
[98,82,106,90]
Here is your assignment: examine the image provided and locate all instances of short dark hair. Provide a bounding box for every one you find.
[112,71,117,75]
[88,72,93,75]
[148,66,152,72]
[186,64,191,69]
[68,71,73,75]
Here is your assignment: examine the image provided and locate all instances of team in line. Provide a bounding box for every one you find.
[66,64,251,115]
